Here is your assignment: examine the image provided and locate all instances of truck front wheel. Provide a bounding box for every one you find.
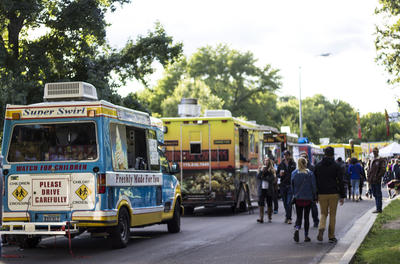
[167,201,181,233]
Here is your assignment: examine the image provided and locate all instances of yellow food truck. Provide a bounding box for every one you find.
[319,143,362,161]
[161,99,277,214]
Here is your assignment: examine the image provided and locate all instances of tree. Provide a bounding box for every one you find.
[276,96,299,134]
[277,94,358,144]
[160,78,223,117]
[139,44,282,124]
[0,0,182,127]
[360,112,400,142]
[375,0,400,85]
[187,44,281,115]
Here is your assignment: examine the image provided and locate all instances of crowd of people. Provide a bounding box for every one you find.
[256,146,387,244]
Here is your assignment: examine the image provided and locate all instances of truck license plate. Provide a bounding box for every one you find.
[43,214,60,222]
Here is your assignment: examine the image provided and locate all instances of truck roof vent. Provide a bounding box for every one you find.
[204,110,232,117]
[178,98,201,117]
[44,82,98,101]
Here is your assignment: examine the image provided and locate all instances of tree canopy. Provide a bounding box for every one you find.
[0,0,182,127]
[138,44,282,125]
[0,1,394,145]
[375,0,400,84]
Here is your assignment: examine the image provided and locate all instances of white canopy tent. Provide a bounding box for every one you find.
[378,142,400,157]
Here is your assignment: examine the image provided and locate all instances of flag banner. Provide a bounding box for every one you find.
[385,109,390,137]
[357,112,362,139]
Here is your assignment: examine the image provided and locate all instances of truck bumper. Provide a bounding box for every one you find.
[0,221,79,235]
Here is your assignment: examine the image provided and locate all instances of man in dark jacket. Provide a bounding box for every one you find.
[367,147,386,213]
[393,159,400,180]
[277,150,296,224]
[300,151,319,228]
[314,147,345,243]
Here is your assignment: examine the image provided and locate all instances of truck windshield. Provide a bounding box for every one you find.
[7,122,97,162]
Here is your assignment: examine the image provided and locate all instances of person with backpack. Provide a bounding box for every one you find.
[344,158,352,199]
[291,157,317,243]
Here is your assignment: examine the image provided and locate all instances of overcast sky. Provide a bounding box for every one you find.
[106,0,398,116]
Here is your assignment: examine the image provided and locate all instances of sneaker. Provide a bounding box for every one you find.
[273,210,278,214]
[304,237,311,242]
[317,229,324,241]
[372,210,382,213]
[287,219,292,224]
[294,230,299,242]
[329,238,338,243]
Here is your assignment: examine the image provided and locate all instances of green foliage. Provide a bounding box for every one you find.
[136,43,384,144]
[360,112,400,142]
[139,44,282,119]
[375,0,400,84]
[276,96,299,134]
[160,78,223,117]
[301,95,357,143]
[276,94,358,143]
[187,44,281,115]
[0,0,182,128]
[354,199,400,264]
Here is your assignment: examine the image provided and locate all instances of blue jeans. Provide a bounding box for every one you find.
[280,185,293,220]
[371,183,382,211]
[351,179,360,197]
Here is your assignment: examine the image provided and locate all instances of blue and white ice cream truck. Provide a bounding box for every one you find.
[0,82,182,248]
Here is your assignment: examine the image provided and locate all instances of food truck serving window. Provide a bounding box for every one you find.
[7,122,97,162]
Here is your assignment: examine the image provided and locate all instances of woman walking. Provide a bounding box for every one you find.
[291,157,316,242]
[257,157,276,223]
[348,158,362,201]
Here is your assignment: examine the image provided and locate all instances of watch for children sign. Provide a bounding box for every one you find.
[32,178,69,206]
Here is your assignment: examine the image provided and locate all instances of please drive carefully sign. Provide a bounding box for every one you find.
[106,172,162,186]
[32,178,69,206]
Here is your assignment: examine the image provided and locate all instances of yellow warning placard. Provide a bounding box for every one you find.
[75,184,90,200]
[12,185,28,201]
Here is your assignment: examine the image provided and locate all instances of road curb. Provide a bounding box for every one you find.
[319,197,394,264]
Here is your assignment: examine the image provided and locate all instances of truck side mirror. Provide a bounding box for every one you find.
[170,162,180,174]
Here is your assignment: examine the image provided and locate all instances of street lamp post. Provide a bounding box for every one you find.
[299,66,303,138]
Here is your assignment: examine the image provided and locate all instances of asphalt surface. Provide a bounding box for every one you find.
[0,195,378,264]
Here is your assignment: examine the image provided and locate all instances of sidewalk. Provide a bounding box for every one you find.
[319,197,392,264]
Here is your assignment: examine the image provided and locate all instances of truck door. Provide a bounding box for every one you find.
[180,123,211,194]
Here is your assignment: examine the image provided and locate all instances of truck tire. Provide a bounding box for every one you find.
[18,236,41,248]
[109,207,130,248]
[183,206,194,215]
[168,201,181,233]
[239,200,248,212]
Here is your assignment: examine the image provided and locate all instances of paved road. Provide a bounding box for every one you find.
[1,195,379,264]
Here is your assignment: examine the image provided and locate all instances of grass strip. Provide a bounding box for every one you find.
[353,199,400,264]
